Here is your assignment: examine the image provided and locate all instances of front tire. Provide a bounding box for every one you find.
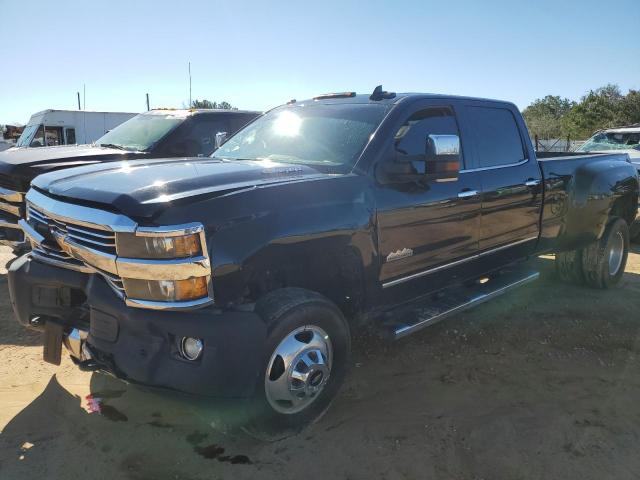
[582,217,629,289]
[246,288,351,439]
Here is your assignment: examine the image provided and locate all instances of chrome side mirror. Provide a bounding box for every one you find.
[215,131,228,149]
[425,134,460,182]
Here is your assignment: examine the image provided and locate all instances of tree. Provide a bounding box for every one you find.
[522,84,640,140]
[561,84,625,139]
[522,95,575,139]
[190,99,237,110]
[620,89,640,126]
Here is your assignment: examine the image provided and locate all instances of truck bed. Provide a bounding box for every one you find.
[536,151,636,252]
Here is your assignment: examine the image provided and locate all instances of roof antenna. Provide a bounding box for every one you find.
[370,85,395,101]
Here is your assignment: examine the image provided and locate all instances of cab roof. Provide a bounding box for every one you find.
[293,90,514,107]
[145,108,261,117]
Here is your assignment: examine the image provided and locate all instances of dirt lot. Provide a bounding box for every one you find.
[1,245,640,480]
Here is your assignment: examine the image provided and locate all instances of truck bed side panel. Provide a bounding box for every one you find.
[537,153,638,252]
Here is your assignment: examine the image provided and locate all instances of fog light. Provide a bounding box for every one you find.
[180,337,204,361]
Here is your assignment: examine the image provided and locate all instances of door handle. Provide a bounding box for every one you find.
[525,179,541,187]
[457,189,479,199]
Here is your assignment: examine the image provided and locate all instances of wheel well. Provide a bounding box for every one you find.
[610,194,637,226]
[246,245,366,319]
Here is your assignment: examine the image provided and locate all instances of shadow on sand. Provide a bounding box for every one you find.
[0,373,261,479]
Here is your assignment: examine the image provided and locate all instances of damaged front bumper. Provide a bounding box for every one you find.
[8,254,267,397]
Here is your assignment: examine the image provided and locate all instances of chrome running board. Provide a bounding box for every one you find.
[383,266,540,339]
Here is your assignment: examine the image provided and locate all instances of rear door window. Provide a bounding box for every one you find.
[466,106,526,168]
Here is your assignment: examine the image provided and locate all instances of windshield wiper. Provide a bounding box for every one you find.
[98,143,127,151]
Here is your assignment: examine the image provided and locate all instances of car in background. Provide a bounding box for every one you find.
[577,124,640,160]
[14,110,138,148]
[0,108,261,252]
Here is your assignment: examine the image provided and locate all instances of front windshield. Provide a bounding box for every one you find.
[94,112,185,151]
[15,124,39,147]
[212,103,388,171]
[578,131,640,152]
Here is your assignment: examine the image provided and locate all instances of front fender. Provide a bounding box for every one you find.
[199,175,378,315]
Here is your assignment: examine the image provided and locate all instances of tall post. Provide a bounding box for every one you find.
[189,61,192,108]
[146,93,150,111]
[83,84,87,144]
[77,92,81,110]
[535,134,539,152]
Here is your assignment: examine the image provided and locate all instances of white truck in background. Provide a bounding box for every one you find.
[14,110,137,148]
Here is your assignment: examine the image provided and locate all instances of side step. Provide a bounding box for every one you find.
[381,266,539,339]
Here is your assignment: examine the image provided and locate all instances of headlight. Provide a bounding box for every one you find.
[123,277,209,302]
[114,223,213,306]
[117,232,202,259]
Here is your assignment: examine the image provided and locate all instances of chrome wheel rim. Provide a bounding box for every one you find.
[265,325,333,415]
[608,231,624,276]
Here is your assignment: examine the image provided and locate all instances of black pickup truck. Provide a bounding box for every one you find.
[8,87,639,433]
[0,108,260,251]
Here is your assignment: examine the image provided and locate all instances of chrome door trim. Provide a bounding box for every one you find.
[382,235,538,288]
[525,179,541,187]
[459,158,528,173]
[457,190,479,199]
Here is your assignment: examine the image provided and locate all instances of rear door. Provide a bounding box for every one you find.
[460,103,542,258]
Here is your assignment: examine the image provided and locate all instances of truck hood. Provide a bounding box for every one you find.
[32,158,330,220]
[0,144,143,191]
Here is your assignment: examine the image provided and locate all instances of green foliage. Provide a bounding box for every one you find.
[190,99,236,110]
[522,95,575,139]
[561,84,625,139]
[523,85,640,140]
[620,90,640,125]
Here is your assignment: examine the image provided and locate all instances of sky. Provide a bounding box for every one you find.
[1,0,638,125]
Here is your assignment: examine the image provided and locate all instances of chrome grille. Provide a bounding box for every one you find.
[28,204,117,255]
[26,203,122,294]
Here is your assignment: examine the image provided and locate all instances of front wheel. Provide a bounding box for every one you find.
[582,217,629,289]
[245,288,351,439]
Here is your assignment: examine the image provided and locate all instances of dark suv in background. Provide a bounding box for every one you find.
[0,108,261,251]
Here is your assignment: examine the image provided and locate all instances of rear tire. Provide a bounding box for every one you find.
[244,288,351,440]
[582,217,629,289]
[555,249,584,285]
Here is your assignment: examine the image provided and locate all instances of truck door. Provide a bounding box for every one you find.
[460,104,542,259]
[375,103,482,298]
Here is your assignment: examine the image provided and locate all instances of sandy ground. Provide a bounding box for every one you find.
[1,245,640,480]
